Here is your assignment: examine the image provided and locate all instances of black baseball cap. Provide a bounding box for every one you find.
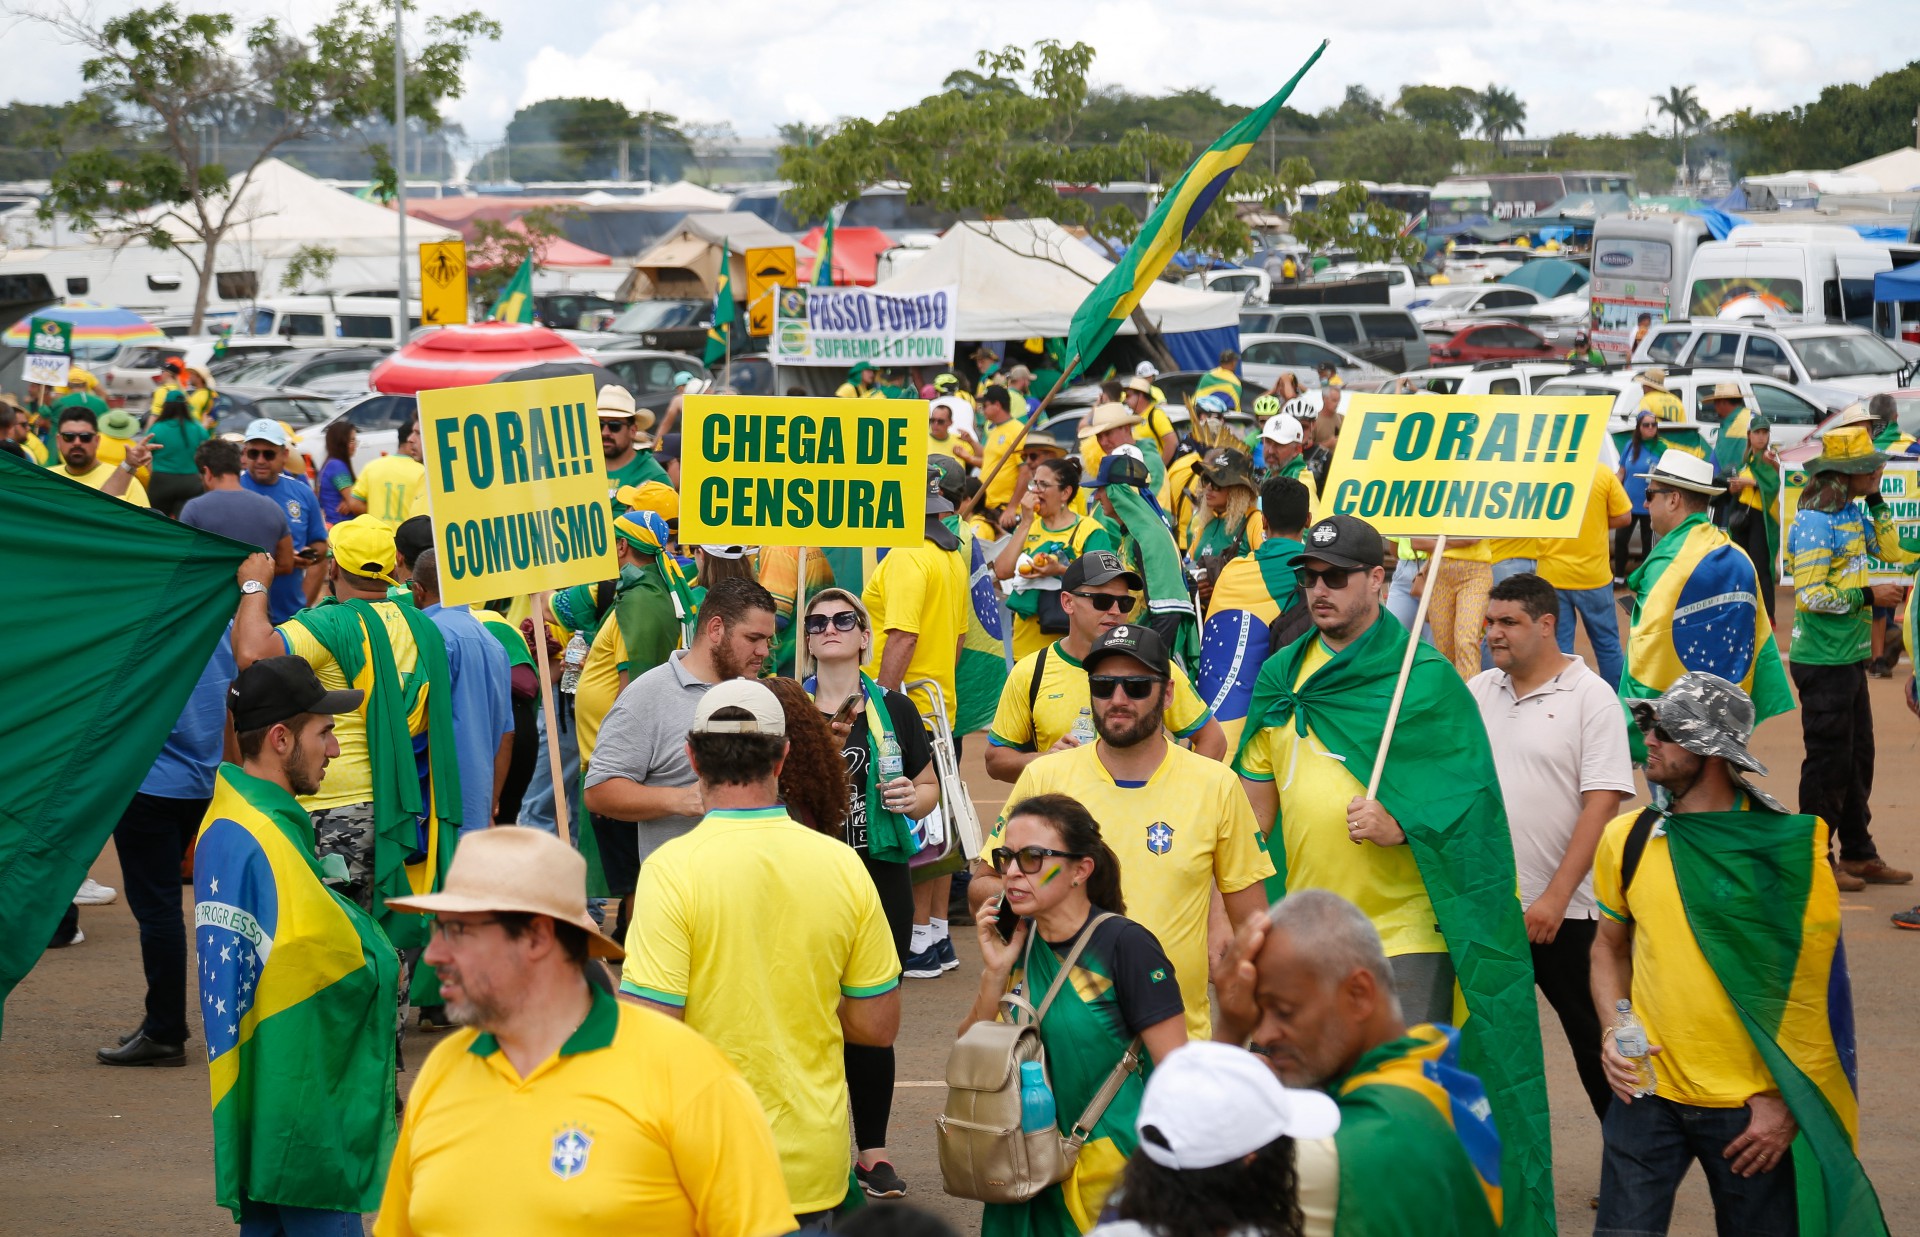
[1083,623,1171,677]
[1061,549,1143,593]
[394,515,434,568]
[928,453,967,509]
[228,655,363,733]
[1300,514,1385,570]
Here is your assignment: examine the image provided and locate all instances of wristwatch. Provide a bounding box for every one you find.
[240,580,266,596]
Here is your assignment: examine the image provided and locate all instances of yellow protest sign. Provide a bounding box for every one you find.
[679,394,927,548]
[745,245,796,337]
[1323,393,1613,536]
[418,240,469,326]
[417,375,618,606]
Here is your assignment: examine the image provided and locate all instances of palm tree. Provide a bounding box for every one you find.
[1475,85,1527,154]
[1652,85,1709,182]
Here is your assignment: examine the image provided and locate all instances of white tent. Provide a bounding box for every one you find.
[872,219,1239,340]
[630,180,736,212]
[183,158,459,257]
[1843,146,1920,194]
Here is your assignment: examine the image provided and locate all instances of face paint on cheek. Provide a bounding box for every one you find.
[1040,866,1062,887]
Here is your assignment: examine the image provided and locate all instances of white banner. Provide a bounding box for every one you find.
[24,351,68,388]
[773,284,958,367]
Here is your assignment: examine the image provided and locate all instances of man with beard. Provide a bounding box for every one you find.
[598,385,667,514]
[54,406,151,505]
[238,419,328,623]
[377,827,796,1236]
[972,625,1272,1039]
[584,576,776,939]
[1211,890,1503,1237]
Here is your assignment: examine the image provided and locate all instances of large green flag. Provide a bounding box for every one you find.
[705,245,734,368]
[1234,610,1555,1237]
[488,257,535,323]
[1063,42,1325,378]
[0,452,250,1031]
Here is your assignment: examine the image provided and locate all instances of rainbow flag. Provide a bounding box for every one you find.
[1665,809,1887,1235]
[1062,42,1326,376]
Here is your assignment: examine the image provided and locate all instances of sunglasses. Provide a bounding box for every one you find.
[990,845,1083,875]
[1069,590,1131,612]
[1088,674,1161,700]
[1294,564,1356,590]
[600,420,630,433]
[805,610,862,634]
[59,431,96,442]
[243,448,280,461]
[1643,724,1677,745]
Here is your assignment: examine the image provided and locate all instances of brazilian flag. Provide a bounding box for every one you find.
[1235,610,1556,1237]
[196,765,398,1218]
[1198,537,1304,750]
[705,245,734,368]
[814,211,838,288]
[1621,512,1793,760]
[1665,809,1887,1235]
[1062,43,1326,377]
[488,257,535,323]
[955,521,1011,735]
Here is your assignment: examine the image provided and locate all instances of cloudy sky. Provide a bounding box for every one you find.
[3,0,1910,145]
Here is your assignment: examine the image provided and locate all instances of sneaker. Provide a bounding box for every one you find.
[935,934,960,971]
[417,1008,456,1033]
[856,1159,908,1199]
[48,929,85,948]
[73,878,118,906]
[1893,907,1920,930]
[1840,858,1913,885]
[902,945,945,979]
[1868,660,1893,679]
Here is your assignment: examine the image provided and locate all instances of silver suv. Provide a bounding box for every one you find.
[1631,318,1915,404]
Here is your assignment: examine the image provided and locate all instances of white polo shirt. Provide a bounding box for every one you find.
[1466,656,1636,918]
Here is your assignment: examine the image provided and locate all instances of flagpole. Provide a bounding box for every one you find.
[1365,533,1444,801]
[959,354,1077,520]
[793,545,811,681]
[530,590,570,837]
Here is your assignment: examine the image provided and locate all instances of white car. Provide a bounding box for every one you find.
[1237,333,1394,392]
[1390,360,1577,396]
[1408,283,1546,325]
[1181,266,1271,304]
[1442,246,1535,284]
[1533,366,1831,452]
[1306,262,1420,308]
[1633,318,1915,404]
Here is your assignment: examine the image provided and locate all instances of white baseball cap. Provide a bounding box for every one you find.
[1135,1041,1340,1170]
[689,679,786,736]
[1134,361,1159,380]
[242,418,290,446]
[1261,413,1304,446]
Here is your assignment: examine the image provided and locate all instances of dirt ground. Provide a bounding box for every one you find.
[6,591,1918,1234]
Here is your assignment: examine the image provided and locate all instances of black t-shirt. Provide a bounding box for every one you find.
[1020,911,1184,1039]
[835,688,933,855]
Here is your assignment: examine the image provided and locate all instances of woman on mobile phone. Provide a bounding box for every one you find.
[803,586,940,1200]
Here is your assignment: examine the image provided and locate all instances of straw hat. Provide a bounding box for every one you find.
[1705,382,1744,402]
[1080,401,1143,439]
[1633,367,1671,393]
[387,826,625,959]
[1123,375,1155,397]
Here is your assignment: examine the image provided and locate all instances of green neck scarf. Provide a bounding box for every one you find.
[854,672,919,863]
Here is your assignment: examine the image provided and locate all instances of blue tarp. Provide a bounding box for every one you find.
[1161,325,1240,374]
[1499,258,1591,298]
[1853,224,1908,242]
[1874,264,1920,303]
[1687,207,1748,240]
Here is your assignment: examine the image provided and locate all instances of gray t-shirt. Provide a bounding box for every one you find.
[179,486,290,552]
[583,649,714,861]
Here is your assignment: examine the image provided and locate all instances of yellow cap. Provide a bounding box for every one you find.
[67,366,98,389]
[1810,425,1886,475]
[328,516,399,585]
[619,480,679,521]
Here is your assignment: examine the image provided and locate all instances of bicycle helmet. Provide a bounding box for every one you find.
[1251,393,1281,418]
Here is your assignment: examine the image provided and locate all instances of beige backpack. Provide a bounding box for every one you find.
[935,913,1143,1203]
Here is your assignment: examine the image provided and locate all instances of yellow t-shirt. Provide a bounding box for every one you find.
[754,544,834,624]
[278,603,429,811]
[573,615,624,770]
[1081,405,1177,477]
[620,807,901,1214]
[353,454,427,527]
[928,431,980,469]
[1593,807,1778,1107]
[1538,465,1630,592]
[989,642,1213,753]
[1442,539,1495,564]
[1235,639,1444,957]
[993,742,1273,1039]
[60,460,150,506]
[374,987,797,1237]
[1008,513,1110,660]
[20,433,48,465]
[1638,389,1686,424]
[863,538,967,725]
[981,416,1028,509]
[1485,537,1541,564]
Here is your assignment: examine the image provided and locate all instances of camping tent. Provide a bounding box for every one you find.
[180,158,458,272]
[617,213,811,301]
[630,181,736,212]
[1843,146,1920,194]
[1873,264,1920,303]
[1499,258,1590,299]
[871,219,1240,371]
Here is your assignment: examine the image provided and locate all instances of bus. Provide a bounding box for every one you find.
[1431,171,1636,225]
[1589,213,1711,359]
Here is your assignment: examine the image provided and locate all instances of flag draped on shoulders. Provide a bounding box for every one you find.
[0,451,249,1029]
[1622,513,1792,760]
[1664,808,1886,1236]
[1233,611,1554,1237]
[955,519,1012,735]
[1200,536,1303,748]
[1104,482,1198,670]
[196,764,397,1218]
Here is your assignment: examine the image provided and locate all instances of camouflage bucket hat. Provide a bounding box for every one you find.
[1629,671,1768,777]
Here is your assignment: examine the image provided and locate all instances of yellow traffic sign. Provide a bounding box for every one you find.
[744,245,796,337]
[419,240,469,326]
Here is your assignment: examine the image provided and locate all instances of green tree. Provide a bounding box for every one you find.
[1719,60,1920,175]
[1321,117,1462,184]
[1292,181,1423,264]
[484,97,689,182]
[1395,85,1478,134]
[1320,84,1388,129]
[1474,84,1528,152]
[777,121,830,149]
[1651,85,1708,180]
[467,205,574,305]
[24,0,498,330]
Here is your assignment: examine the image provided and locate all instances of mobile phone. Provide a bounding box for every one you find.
[832,694,861,727]
[993,896,1022,943]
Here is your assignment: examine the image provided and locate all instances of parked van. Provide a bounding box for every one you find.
[234,296,423,347]
[1589,213,1712,360]
[1681,225,1890,329]
[1236,303,1426,372]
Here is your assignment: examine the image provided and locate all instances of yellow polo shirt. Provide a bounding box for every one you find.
[353,454,427,527]
[375,986,796,1237]
[620,807,901,1214]
[989,642,1213,753]
[278,604,428,811]
[993,742,1273,1038]
[1235,638,1444,958]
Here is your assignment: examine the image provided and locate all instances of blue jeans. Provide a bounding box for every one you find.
[1595,1095,1796,1236]
[1387,557,1426,637]
[1481,558,1537,669]
[237,1201,363,1236]
[1558,583,1625,690]
[519,695,579,838]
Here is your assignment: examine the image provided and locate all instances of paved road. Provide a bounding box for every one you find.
[6,638,1918,1232]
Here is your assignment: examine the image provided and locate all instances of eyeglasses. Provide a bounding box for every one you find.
[805,610,862,634]
[1069,591,1131,612]
[431,916,502,941]
[243,448,279,461]
[58,431,95,442]
[1088,674,1161,700]
[990,845,1084,875]
[1294,564,1356,590]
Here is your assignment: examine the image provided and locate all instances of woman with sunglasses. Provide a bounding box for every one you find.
[995,456,1116,659]
[965,793,1188,1236]
[803,587,940,1200]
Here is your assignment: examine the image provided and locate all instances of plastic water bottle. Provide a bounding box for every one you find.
[559,631,588,694]
[878,730,903,781]
[1613,999,1657,1098]
[1019,1060,1056,1133]
[1069,708,1096,745]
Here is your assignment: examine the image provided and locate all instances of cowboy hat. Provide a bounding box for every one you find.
[1705,382,1745,402]
[387,826,624,959]
[1633,367,1671,393]
[1079,401,1143,439]
[1637,449,1724,495]
[1807,425,1886,476]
